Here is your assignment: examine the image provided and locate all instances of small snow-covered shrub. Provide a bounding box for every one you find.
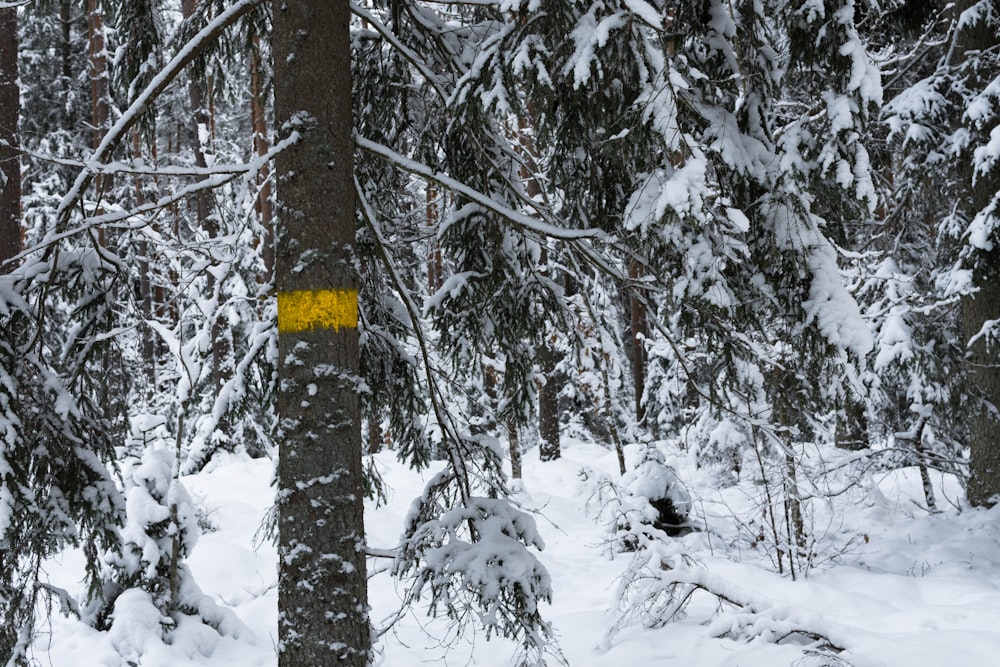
[90,443,246,661]
[97,446,199,622]
[586,445,693,553]
[621,447,693,537]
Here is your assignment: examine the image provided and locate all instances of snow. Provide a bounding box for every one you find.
[31,440,1000,666]
[803,236,874,356]
[623,0,663,29]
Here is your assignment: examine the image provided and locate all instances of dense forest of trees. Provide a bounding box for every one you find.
[0,0,998,664]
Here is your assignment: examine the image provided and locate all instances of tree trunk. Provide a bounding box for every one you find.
[367,417,383,455]
[771,367,807,578]
[508,417,522,481]
[134,129,158,399]
[87,0,109,205]
[59,1,73,127]
[0,6,18,270]
[250,30,274,285]
[522,119,561,462]
[538,334,561,462]
[629,258,648,424]
[273,2,370,665]
[964,281,1000,506]
[911,421,938,511]
[953,0,1000,507]
[426,183,442,293]
[184,0,232,455]
[537,246,561,462]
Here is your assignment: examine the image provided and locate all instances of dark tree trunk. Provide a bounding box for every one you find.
[537,244,561,462]
[59,1,73,126]
[0,7,18,270]
[367,417,383,455]
[426,183,442,293]
[538,334,561,462]
[87,0,109,206]
[508,417,522,481]
[273,2,370,665]
[133,129,158,399]
[250,29,274,285]
[513,117,562,462]
[953,1,1000,507]
[629,258,648,424]
[964,280,1000,506]
[180,2,213,259]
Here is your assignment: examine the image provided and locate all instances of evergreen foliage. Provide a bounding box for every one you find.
[3,0,1000,663]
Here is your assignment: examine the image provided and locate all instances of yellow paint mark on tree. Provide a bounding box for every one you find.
[277,289,359,333]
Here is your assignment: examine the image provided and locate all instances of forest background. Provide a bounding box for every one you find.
[1,0,999,665]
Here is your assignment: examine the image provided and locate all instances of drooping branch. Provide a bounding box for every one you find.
[355,132,607,242]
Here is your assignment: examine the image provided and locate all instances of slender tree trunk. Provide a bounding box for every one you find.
[771,368,807,577]
[184,0,232,456]
[537,245,561,462]
[86,0,121,418]
[911,422,938,511]
[426,183,442,293]
[0,7,18,271]
[87,0,110,207]
[134,129,158,399]
[273,2,370,665]
[538,329,561,462]
[250,30,274,285]
[367,417,383,455]
[628,258,648,424]
[508,417,522,481]
[59,1,73,126]
[478,360,499,436]
[517,118,562,462]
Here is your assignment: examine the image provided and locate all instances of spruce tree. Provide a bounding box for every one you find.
[272,1,369,664]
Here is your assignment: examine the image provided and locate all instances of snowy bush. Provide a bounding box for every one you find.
[586,445,693,553]
[394,467,555,665]
[91,443,246,661]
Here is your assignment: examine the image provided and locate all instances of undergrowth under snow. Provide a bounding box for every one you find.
[33,439,1000,666]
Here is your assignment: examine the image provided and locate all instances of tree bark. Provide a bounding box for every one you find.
[538,332,561,462]
[273,2,370,665]
[537,246,561,462]
[134,128,158,399]
[0,6,18,270]
[520,120,561,462]
[629,258,648,424]
[59,1,73,127]
[953,0,1000,507]
[508,417,522,480]
[250,29,274,285]
[87,0,110,207]
[964,280,1000,506]
[426,183,442,293]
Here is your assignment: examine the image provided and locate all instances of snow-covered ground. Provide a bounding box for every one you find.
[34,440,1000,666]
